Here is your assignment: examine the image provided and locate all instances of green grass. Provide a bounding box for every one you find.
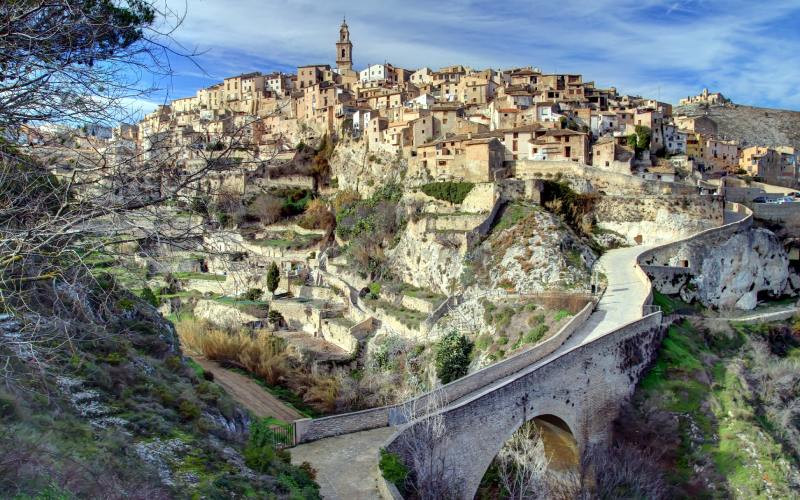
[171,272,227,282]
[249,232,321,250]
[634,318,799,497]
[553,309,572,322]
[186,358,205,379]
[491,203,535,235]
[652,290,701,315]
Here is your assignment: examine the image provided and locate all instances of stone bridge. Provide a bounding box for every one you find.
[289,202,753,499]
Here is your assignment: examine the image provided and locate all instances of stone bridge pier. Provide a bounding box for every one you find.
[385,313,664,499]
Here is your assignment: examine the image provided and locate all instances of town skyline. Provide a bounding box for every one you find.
[145,0,800,116]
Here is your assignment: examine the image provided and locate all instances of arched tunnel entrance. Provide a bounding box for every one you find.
[477,414,579,498]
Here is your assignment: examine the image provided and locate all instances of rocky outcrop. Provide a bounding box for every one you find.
[594,195,722,245]
[471,206,595,294]
[389,219,469,295]
[330,138,407,197]
[683,228,790,309]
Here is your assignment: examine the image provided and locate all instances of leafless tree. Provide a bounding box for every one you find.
[497,422,552,500]
[548,441,667,500]
[0,1,291,391]
[393,389,457,499]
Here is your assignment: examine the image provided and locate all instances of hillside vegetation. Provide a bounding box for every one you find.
[617,318,800,497]
[675,103,800,151]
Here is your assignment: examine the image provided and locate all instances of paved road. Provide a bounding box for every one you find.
[192,357,303,422]
[561,244,655,349]
[290,427,397,500]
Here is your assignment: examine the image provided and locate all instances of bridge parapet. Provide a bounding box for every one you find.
[383,311,664,499]
[293,300,594,444]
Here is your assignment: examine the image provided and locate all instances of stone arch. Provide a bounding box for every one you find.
[530,414,579,473]
[477,412,580,493]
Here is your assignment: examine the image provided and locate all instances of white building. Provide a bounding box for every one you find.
[662,123,688,155]
[406,93,436,110]
[351,109,374,137]
[590,112,618,137]
[360,63,395,84]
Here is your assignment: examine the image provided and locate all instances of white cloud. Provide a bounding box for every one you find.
[161,0,800,109]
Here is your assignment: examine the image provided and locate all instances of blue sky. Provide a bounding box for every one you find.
[135,0,800,116]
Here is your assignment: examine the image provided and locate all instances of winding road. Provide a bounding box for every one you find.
[288,206,750,499]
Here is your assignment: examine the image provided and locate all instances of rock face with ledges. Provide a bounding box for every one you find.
[687,228,789,309]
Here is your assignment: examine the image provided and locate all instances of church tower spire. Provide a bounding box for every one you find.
[336,18,353,72]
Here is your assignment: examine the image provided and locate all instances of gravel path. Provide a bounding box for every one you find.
[290,427,397,500]
[192,357,303,422]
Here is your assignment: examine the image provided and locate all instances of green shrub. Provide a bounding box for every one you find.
[268,310,284,324]
[178,399,201,421]
[379,448,408,487]
[420,181,475,204]
[474,334,492,351]
[267,262,280,295]
[523,325,549,345]
[553,309,572,322]
[242,288,263,301]
[368,282,381,300]
[139,286,159,308]
[435,331,473,384]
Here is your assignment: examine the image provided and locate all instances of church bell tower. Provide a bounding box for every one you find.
[336,18,353,72]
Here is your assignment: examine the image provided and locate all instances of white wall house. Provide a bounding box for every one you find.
[360,64,394,84]
[406,93,436,109]
[590,113,618,136]
[662,123,688,155]
[352,109,373,137]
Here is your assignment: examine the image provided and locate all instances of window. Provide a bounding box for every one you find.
[341,48,346,58]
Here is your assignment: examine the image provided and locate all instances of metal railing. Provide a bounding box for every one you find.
[642,304,662,315]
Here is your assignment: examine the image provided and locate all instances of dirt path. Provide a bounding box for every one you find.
[192,356,303,422]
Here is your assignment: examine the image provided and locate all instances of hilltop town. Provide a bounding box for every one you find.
[5,13,800,500]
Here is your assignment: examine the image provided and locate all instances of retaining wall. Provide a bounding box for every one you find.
[638,202,753,270]
[512,160,697,196]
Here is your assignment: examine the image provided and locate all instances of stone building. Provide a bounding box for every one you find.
[679,88,730,106]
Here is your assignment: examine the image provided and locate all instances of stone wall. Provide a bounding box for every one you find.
[193,299,261,329]
[751,203,800,236]
[394,300,594,421]
[513,160,697,196]
[319,318,358,353]
[460,182,498,213]
[640,265,693,294]
[594,195,723,245]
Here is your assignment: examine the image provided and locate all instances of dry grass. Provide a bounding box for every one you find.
[176,318,347,413]
[177,318,288,386]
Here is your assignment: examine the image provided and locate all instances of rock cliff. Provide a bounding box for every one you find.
[684,228,790,309]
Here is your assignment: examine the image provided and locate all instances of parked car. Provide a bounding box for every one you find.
[777,196,795,203]
[752,196,768,203]
[788,192,800,198]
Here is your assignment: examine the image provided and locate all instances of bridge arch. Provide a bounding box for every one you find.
[477,414,580,496]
